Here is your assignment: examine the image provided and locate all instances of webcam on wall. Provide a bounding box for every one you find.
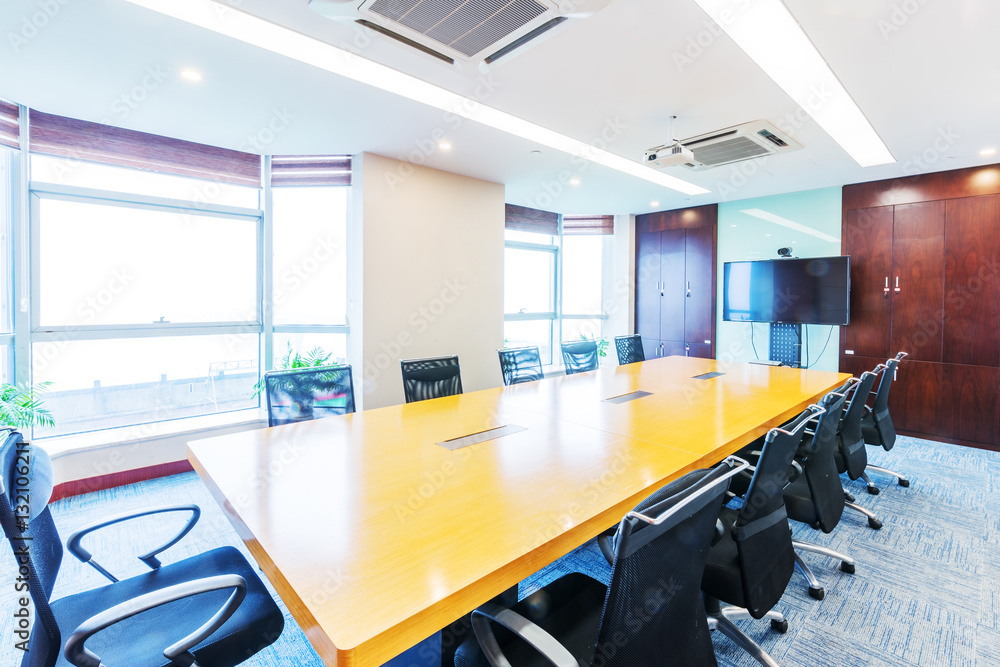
[777,247,793,258]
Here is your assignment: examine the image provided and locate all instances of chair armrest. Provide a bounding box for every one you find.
[471,601,580,667]
[67,505,201,583]
[63,574,247,667]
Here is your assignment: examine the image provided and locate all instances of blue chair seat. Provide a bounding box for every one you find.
[35,546,283,667]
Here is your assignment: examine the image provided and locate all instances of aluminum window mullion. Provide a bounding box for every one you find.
[0,333,12,345]
[504,240,557,253]
[12,109,29,385]
[29,182,263,220]
[31,324,261,343]
[261,156,273,373]
[272,325,350,334]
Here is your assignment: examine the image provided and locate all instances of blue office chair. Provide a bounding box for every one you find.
[614,334,645,365]
[0,429,284,667]
[264,364,355,426]
[560,340,599,375]
[401,355,463,403]
[498,346,544,386]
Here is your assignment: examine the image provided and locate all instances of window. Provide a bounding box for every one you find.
[0,147,12,385]
[503,216,612,369]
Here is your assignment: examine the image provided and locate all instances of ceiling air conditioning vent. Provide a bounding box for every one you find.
[679,120,802,171]
[309,0,612,72]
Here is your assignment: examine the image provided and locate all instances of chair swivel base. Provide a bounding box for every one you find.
[844,498,883,530]
[866,465,910,489]
[705,596,786,667]
[792,540,855,600]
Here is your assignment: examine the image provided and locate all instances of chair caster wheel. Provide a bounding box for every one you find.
[841,561,855,574]
[844,492,856,503]
[867,486,880,495]
[869,517,883,530]
[811,522,821,530]
[808,587,825,600]
[771,619,789,633]
[898,479,910,488]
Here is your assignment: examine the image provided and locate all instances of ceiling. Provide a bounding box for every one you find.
[1,0,997,214]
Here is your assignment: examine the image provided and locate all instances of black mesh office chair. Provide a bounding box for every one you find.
[497,346,544,386]
[454,458,748,667]
[0,429,284,667]
[702,405,824,667]
[614,335,645,365]
[858,352,910,493]
[781,385,857,600]
[263,365,355,426]
[401,355,463,403]
[561,340,599,375]
[834,370,883,530]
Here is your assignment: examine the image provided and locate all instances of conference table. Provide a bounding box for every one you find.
[187,356,849,667]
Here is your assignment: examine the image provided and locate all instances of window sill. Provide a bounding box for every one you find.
[36,408,268,458]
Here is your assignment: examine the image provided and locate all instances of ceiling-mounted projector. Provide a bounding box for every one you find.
[644,143,695,169]
[643,115,694,169]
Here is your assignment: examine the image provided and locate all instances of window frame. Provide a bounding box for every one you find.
[503,217,611,370]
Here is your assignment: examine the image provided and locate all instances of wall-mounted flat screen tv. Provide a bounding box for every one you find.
[723,256,850,326]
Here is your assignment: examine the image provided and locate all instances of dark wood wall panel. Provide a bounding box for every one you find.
[944,195,1000,367]
[842,207,893,358]
[941,365,1000,446]
[892,360,945,437]
[890,202,945,363]
[637,204,717,233]
[636,231,661,344]
[685,225,716,346]
[843,164,1000,211]
[660,229,687,343]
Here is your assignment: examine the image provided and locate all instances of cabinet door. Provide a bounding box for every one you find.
[640,337,662,361]
[944,195,1000,367]
[891,360,945,438]
[661,340,686,357]
[659,229,687,343]
[941,364,1000,446]
[636,231,661,343]
[891,202,945,363]
[686,342,712,359]
[843,207,893,358]
[684,226,715,348]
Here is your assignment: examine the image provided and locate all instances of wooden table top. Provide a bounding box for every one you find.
[187,357,849,667]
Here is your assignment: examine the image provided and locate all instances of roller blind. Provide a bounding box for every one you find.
[270,155,352,186]
[505,204,558,235]
[0,100,19,149]
[562,215,614,235]
[29,110,262,186]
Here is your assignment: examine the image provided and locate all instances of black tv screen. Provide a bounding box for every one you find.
[723,256,850,326]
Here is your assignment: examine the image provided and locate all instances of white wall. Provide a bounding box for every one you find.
[351,153,505,409]
[604,214,635,339]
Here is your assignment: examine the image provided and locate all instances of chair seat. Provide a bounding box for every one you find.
[32,546,283,667]
[454,573,605,667]
[702,507,746,609]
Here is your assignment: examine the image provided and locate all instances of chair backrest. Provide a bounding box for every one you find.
[264,365,356,427]
[797,384,850,532]
[497,346,543,386]
[400,355,463,403]
[868,352,907,450]
[0,430,63,667]
[561,340,599,375]
[838,370,879,479]
[614,335,645,365]
[590,461,737,666]
[734,405,821,618]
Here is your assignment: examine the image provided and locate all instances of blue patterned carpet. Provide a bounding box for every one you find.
[1,435,994,666]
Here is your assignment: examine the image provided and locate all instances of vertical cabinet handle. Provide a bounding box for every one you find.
[686,281,691,297]
[894,276,900,293]
[883,277,890,297]
[685,344,690,357]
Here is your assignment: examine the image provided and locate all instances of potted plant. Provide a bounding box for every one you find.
[579,334,610,363]
[0,381,55,430]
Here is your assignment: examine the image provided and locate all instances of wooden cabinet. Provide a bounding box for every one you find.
[842,165,1000,450]
[635,206,717,360]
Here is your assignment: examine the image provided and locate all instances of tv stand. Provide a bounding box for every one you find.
[769,323,802,367]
